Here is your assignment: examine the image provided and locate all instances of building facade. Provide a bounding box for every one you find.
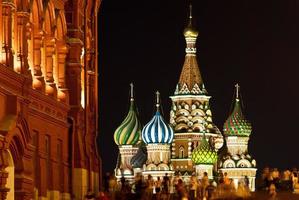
[0,0,101,199]
[113,5,256,190]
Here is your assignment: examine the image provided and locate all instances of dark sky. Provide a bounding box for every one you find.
[98,0,299,174]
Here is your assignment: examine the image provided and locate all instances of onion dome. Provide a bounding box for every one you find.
[131,143,147,168]
[183,5,199,38]
[191,133,218,165]
[223,84,252,137]
[114,83,141,145]
[142,91,174,144]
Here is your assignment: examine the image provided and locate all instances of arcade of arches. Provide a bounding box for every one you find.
[0,0,101,199]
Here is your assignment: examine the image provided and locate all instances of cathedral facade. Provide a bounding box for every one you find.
[114,6,257,192]
[0,0,101,199]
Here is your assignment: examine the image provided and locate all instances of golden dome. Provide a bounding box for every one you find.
[184,24,199,38]
[183,5,199,38]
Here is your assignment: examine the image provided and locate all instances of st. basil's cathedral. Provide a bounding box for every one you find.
[113,6,257,191]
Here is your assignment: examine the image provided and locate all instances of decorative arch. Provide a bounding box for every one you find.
[9,135,25,172]
[55,11,67,40]
[5,117,34,199]
[43,1,55,36]
[237,159,252,168]
[146,164,157,171]
[157,163,169,171]
[223,159,236,168]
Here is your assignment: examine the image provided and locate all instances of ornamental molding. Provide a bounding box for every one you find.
[170,94,211,100]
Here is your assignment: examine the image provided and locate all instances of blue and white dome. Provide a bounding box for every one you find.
[141,91,174,144]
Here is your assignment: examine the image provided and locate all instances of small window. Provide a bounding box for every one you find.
[179,146,184,158]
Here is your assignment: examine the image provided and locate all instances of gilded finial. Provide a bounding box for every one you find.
[156,91,160,109]
[130,83,134,101]
[183,3,198,38]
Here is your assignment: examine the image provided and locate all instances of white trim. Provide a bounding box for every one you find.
[171,158,191,161]
[170,95,211,100]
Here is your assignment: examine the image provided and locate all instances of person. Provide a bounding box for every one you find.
[223,172,230,186]
[268,183,277,200]
[175,179,188,200]
[134,173,143,200]
[292,171,299,193]
[162,173,170,200]
[108,174,117,200]
[145,175,154,200]
[155,177,162,200]
[207,180,216,199]
[201,172,209,199]
[189,175,198,200]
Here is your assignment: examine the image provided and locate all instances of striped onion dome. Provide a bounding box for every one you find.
[142,91,174,144]
[114,84,141,145]
[191,134,218,165]
[223,84,252,137]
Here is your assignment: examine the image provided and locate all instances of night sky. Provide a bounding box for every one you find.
[98,0,299,174]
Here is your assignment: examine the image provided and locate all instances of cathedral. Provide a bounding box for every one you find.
[114,6,257,192]
[0,0,101,199]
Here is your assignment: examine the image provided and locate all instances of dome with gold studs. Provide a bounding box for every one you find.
[191,134,218,165]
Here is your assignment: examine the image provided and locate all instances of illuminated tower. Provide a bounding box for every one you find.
[219,84,257,191]
[170,5,223,177]
[191,131,218,179]
[142,92,174,179]
[114,83,141,181]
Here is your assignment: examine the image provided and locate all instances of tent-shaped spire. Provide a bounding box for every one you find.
[176,4,206,95]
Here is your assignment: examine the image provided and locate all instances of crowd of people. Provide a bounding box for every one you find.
[258,167,299,195]
[99,172,252,200]
[87,168,299,200]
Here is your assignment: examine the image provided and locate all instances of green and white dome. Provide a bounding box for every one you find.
[114,84,141,146]
[191,134,217,165]
[223,84,252,137]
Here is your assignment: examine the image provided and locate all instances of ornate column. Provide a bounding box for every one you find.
[1,1,14,67]
[15,11,30,75]
[32,30,45,90]
[56,41,69,102]
[44,36,57,97]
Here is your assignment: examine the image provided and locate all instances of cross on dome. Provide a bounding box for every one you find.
[235,83,240,100]
[130,83,134,101]
[156,91,160,109]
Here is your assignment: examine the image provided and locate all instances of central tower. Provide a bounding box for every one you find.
[170,5,224,177]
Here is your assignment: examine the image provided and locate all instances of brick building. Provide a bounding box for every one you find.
[0,0,101,199]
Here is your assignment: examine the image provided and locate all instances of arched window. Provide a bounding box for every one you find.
[179,146,184,158]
